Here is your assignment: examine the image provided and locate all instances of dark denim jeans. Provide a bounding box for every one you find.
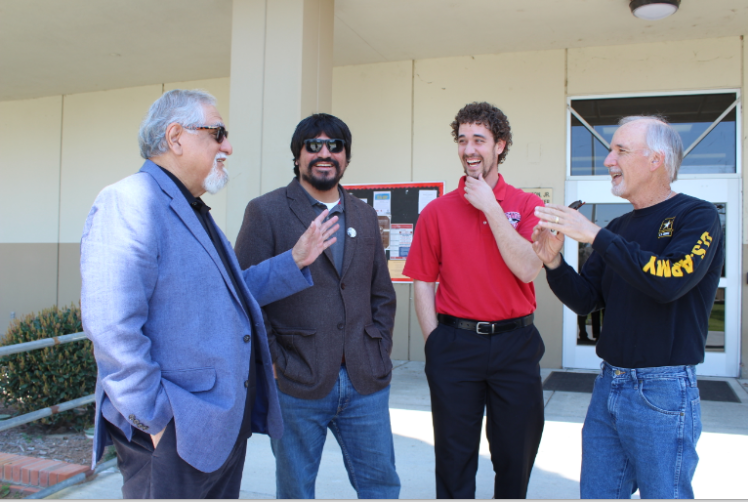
[270,365,400,499]
[581,362,702,499]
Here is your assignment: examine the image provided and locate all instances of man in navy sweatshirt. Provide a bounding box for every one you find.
[532,116,723,499]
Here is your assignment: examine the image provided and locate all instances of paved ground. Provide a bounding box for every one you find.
[55,361,748,499]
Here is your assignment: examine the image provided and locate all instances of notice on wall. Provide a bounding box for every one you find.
[343,181,445,282]
[388,224,413,260]
[373,191,392,216]
[522,188,553,205]
[418,190,438,213]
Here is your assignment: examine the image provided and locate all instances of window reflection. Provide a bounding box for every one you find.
[571,93,737,176]
[576,203,632,346]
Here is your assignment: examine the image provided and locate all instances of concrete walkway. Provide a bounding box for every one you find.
[55,362,748,499]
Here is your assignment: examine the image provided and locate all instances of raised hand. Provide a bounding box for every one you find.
[534,204,601,244]
[292,210,339,269]
[531,224,565,269]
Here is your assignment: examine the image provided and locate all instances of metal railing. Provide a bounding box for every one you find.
[0,332,88,358]
[0,331,106,498]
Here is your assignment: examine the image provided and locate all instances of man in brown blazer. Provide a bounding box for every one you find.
[234,113,400,499]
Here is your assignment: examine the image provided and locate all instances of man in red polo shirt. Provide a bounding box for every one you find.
[403,102,545,499]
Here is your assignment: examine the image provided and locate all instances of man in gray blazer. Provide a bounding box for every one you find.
[235,113,400,499]
[80,90,338,498]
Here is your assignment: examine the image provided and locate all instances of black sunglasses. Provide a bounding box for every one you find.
[304,138,345,154]
[187,125,229,143]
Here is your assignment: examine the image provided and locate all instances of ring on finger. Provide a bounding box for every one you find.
[555,216,560,224]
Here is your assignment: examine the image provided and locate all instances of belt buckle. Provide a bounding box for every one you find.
[475,322,493,335]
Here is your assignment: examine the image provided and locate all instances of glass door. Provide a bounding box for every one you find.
[562,178,740,377]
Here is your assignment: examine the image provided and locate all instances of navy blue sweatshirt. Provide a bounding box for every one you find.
[545,193,724,368]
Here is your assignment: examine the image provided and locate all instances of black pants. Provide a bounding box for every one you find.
[105,418,247,499]
[424,322,545,499]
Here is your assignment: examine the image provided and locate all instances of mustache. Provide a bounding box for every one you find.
[311,157,340,170]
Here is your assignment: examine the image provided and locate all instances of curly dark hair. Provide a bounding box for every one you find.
[450,102,512,165]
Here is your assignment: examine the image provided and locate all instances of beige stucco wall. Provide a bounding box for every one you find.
[0,96,62,244]
[332,60,414,184]
[0,96,63,332]
[567,37,742,95]
[58,85,163,243]
[412,51,567,193]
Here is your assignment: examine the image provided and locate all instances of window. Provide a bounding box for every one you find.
[570,92,738,176]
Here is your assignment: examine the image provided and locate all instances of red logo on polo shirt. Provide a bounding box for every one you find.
[505,212,521,229]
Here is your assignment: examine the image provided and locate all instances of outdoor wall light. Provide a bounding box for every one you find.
[629,0,680,20]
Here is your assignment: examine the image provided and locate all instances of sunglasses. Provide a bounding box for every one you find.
[304,138,345,154]
[187,125,229,143]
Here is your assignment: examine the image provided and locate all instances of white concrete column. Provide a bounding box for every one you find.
[227,0,334,241]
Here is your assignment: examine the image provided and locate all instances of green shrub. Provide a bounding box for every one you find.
[0,304,95,431]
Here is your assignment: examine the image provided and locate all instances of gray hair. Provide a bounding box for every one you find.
[138,89,217,159]
[618,115,683,182]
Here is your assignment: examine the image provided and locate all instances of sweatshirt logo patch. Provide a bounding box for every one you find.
[642,231,714,278]
[505,212,521,229]
[658,217,675,238]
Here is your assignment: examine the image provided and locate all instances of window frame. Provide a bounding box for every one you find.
[565,89,743,180]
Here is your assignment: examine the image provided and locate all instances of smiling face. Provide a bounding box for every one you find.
[180,104,232,195]
[457,122,505,187]
[604,121,658,202]
[296,132,348,199]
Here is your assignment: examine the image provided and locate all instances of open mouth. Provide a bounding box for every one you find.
[214,154,227,168]
[313,161,334,173]
[465,158,482,168]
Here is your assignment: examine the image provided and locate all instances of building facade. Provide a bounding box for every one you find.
[1,0,746,377]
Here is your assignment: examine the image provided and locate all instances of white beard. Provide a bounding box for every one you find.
[203,154,229,194]
[611,179,625,197]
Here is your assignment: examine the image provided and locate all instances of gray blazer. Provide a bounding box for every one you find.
[235,178,396,400]
[81,161,313,472]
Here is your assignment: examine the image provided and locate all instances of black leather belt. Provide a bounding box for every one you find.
[437,313,534,335]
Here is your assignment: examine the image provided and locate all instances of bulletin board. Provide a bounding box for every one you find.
[343,181,446,282]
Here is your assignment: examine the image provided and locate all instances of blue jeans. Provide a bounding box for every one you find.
[581,362,702,499]
[271,365,400,499]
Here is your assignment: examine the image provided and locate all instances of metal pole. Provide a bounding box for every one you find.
[0,395,94,432]
[0,332,87,357]
[25,458,118,499]
[568,105,611,151]
[683,99,738,157]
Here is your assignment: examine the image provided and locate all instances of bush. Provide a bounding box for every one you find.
[0,304,95,431]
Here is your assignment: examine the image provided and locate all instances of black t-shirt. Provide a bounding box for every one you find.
[546,193,724,368]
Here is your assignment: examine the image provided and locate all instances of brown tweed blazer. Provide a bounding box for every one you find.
[235,178,396,400]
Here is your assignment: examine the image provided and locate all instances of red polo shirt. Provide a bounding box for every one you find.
[403,174,543,321]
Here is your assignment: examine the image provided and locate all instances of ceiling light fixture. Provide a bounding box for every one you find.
[630,0,680,20]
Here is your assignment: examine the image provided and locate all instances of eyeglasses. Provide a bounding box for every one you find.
[304,138,345,154]
[186,125,229,144]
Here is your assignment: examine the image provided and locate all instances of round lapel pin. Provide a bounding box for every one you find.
[347,227,357,238]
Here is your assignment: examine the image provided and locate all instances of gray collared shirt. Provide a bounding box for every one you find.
[299,183,346,275]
